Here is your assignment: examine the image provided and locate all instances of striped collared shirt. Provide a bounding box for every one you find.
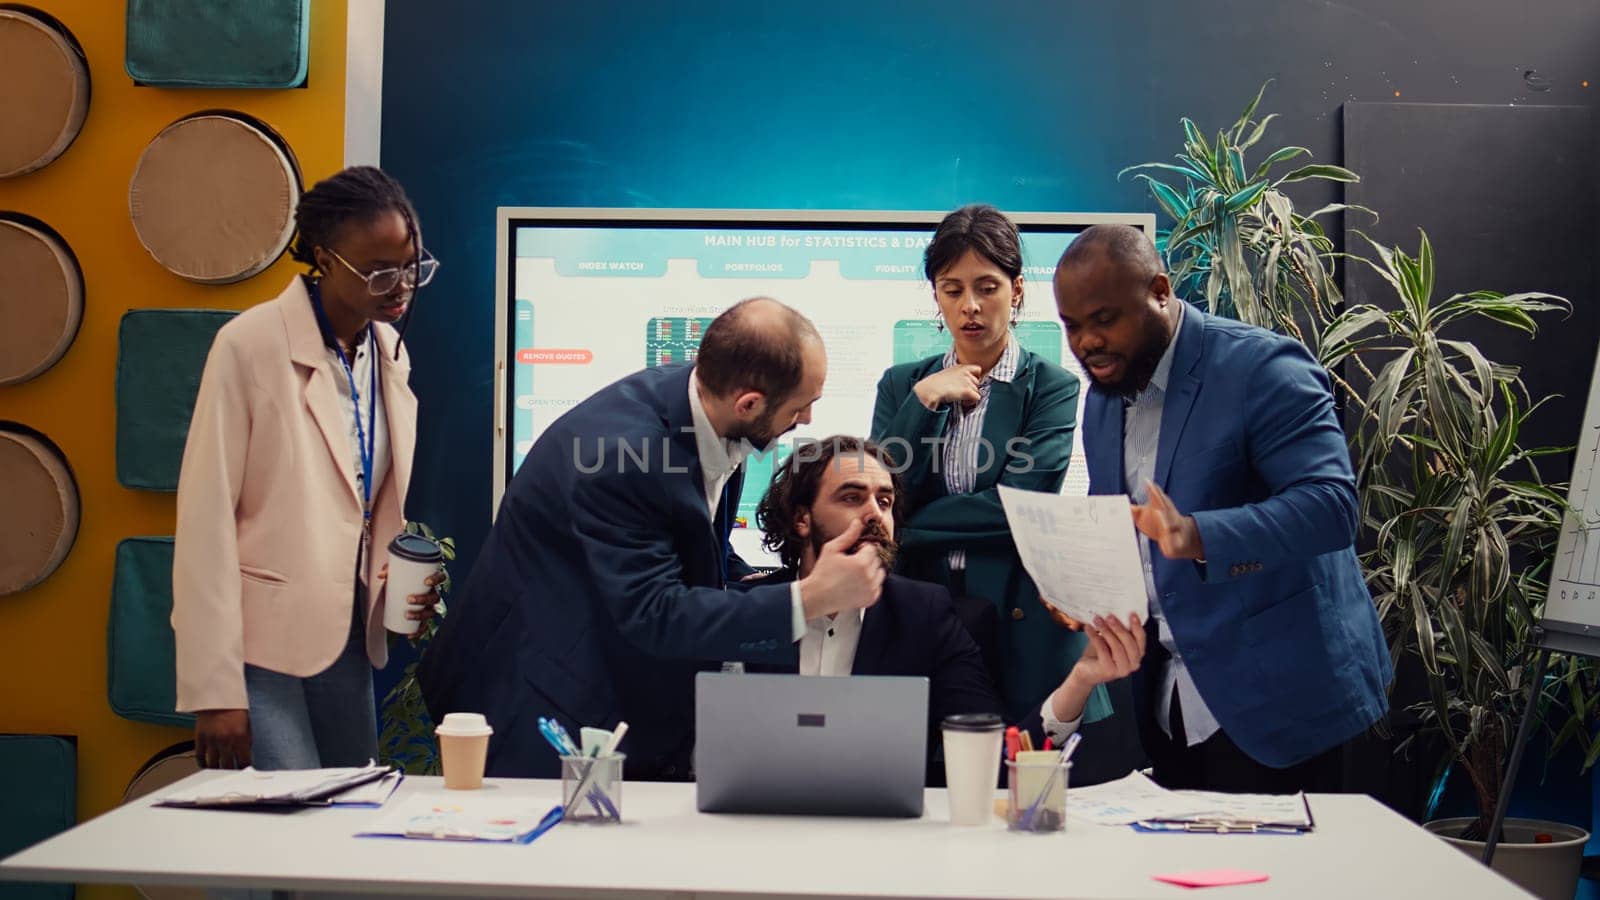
[939,336,1021,571]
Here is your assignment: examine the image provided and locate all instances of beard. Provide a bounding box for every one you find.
[726,404,786,453]
[811,518,898,569]
[1082,308,1171,399]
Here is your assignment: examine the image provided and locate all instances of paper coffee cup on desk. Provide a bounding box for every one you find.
[437,713,492,790]
[942,713,1004,826]
[383,533,443,635]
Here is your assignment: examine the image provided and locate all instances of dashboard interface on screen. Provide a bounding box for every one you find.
[496,210,1154,567]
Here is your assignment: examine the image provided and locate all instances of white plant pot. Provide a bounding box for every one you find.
[1424,816,1589,900]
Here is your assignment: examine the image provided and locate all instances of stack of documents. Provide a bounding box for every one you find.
[157,763,400,810]
[998,487,1149,624]
[1068,772,1314,834]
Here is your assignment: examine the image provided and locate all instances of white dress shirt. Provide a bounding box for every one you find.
[797,609,865,676]
[797,599,1077,743]
[1039,697,1082,744]
[687,370,747,513]
[325,327,389,590]
[687,371,808,645]
[1122,304,1220,746]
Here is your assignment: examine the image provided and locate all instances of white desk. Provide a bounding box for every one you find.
[1,772,1530,899]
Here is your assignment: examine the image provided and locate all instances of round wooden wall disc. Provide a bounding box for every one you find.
[0,217,83,385]
[0,8,90,177]
[122,744,200,806]
[0,428,79,596]
[129,113,300,284]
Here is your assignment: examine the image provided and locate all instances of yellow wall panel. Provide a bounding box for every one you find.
[0,3,351,895]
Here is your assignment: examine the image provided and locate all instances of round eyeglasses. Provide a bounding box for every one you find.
[327,248,440,295]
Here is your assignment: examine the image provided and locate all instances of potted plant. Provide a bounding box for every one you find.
[1319,235,1589,898]
[1117,80,1366,355]
[1125,88,1596,899]
[378,521,455,775]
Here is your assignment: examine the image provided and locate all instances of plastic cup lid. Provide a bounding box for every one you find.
[436,712,492,737]
[941,713,1004,732]
[389,532,443,563]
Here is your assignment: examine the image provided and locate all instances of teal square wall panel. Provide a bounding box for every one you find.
[0,734,76,900]
[126,0,310,88]
[108,537,193,729]
[116,309,236,491]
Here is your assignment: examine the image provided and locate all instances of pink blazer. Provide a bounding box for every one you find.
[172,277,417,712]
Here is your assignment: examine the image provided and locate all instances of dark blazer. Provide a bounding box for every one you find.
[1082,303,1391,768]
[750,571,1053,784]
[419,365,794,779]
[871,348,1111,727]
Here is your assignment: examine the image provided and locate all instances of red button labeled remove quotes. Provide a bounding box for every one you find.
[518,349,594,364]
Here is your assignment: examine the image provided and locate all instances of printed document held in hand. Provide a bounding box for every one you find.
[998,486,1149,625]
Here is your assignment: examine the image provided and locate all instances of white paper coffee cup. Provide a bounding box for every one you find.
[436,712,493,790]
[383,532,443,635]
[942,713,1004,825]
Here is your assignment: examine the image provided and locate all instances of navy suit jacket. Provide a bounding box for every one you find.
[419,366,795,779]
[1082,302,1392,768]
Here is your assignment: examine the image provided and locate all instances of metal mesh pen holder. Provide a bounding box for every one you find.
[1005,758,1070,833]
[560,754,625,823]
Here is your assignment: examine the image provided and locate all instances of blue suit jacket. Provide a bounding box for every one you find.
[419,366,796,779]
[1082,303,1392,768]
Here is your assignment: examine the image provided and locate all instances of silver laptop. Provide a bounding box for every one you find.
[694,672,929,817]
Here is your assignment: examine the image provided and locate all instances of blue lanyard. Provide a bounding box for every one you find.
[333,331,378,525]
[309,279,378,526]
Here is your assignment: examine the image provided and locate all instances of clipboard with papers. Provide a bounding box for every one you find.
[156,763,399,810]
[1067,772,1315,835]
[1133,791,1316,834]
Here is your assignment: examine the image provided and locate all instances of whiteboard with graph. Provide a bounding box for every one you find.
[1543,346,1600,653]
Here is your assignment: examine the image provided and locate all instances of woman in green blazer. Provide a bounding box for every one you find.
[871,204,1111,728]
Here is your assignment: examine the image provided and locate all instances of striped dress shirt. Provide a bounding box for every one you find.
[938,336,1021,571]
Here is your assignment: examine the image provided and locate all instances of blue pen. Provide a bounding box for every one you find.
[544,718,582,756]
[537,717,581,756]
[535,719,566,755]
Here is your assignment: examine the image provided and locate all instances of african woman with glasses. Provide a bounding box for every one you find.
[173,167,442,770]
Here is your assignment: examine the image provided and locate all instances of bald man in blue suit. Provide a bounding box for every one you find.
[1050,225,1391,793]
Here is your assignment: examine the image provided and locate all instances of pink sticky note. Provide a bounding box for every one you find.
[1153,869,1270,888]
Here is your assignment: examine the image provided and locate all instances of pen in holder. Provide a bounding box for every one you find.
[560,753,625,824]
[1006,752,1070,833]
